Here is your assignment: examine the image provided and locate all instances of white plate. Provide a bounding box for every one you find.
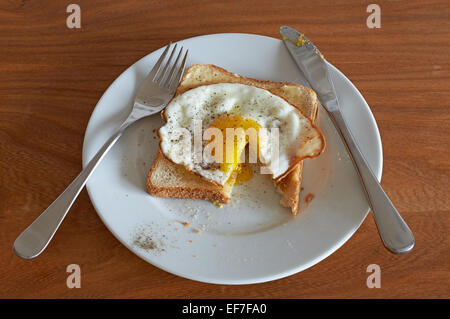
[82,33,382,285]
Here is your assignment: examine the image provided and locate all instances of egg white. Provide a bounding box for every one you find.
[159,83,323,185]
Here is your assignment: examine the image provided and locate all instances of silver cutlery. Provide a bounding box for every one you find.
[280,25,414,254]
[14,43,188,259]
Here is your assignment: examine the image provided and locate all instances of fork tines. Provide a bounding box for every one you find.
[151,43,188,90]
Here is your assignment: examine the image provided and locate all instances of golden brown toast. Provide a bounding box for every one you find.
[147,148,233,203]
[146,64,319,215]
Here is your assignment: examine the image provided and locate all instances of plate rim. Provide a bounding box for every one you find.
[82,32,383,285]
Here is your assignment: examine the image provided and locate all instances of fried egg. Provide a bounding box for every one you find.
[159,83,324,186]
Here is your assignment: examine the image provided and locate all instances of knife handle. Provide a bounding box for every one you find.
[328,109,414,254]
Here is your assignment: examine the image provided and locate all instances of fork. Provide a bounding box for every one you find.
[14,43,188,259]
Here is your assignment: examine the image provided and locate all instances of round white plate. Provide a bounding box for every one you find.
[82,33,382,285]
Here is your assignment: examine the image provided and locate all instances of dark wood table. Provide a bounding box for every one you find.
[1,0,449,298]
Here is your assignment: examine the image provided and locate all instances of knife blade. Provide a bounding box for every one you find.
[280,25,414,254]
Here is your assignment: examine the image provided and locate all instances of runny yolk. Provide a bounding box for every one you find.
[233,163,254,185]
[208,114,261,185]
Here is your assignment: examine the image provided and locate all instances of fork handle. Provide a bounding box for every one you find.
[14,124,128,259]
[328,108,414,254]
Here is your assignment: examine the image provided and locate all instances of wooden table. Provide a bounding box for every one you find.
[1,0,449,298]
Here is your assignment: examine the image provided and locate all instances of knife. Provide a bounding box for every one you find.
[280,25,414,254]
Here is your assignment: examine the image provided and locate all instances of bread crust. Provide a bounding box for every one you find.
[176,64,318,98]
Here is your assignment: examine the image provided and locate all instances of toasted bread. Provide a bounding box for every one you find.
[147,148,233,203]
[146,64,319,215]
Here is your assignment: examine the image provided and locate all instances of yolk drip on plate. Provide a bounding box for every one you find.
[229,163,254,185]
[208,114,261,185]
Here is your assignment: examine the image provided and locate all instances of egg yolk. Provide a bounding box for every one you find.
[282,34,307,46]
[229,163,254,185]
[208,115,261,185]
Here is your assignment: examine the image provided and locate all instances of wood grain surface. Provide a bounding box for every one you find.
[1,0,449,298]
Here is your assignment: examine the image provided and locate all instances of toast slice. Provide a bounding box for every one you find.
[148,148,234,204]
[147,64,319,214]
